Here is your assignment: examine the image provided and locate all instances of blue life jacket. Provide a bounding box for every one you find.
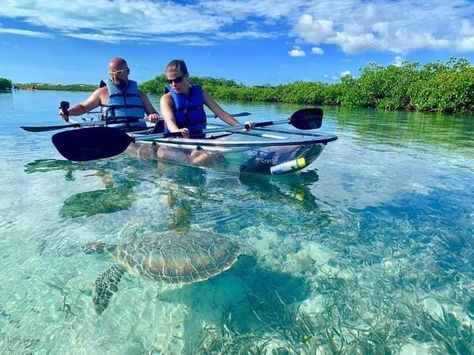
[104,79,146,131]
[164,84,207,138]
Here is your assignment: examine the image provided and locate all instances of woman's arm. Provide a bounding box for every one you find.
[160,93,189,137]
[203,89,253,129]
[203,89,240,126]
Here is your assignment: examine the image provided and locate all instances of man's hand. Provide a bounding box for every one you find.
[59,110,69,122]
[59,101,70,122]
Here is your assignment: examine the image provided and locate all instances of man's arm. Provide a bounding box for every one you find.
[139,91,160,122]
[59,87,104,121]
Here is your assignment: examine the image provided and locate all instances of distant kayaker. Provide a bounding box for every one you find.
[59,57,160,131]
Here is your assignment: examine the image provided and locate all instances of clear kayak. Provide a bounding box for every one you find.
[130,126,337,175]
[49,108,338,174]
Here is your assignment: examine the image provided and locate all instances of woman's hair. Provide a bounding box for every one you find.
[165,59,189,76]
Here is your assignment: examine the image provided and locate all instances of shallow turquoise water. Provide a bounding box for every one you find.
[0,90,473,353]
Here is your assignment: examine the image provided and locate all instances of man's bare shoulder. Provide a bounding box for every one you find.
[96,86,109,103]
[96,86,108,94]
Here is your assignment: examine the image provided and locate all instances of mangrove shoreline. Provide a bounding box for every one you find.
[5,58,474,115]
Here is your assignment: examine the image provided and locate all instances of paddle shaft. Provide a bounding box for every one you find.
[209,124,308,139]
[149,111,251,134]
[21,110,102,132]
[203,108,323,135]
[22,112,252,133]
[214,111,251,118]
[141,108,322,141]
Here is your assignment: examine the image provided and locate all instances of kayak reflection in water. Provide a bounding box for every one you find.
[158,59,254,165]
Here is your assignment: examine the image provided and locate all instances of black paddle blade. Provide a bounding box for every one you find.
[290,108,323,130]
[52,127,133,161]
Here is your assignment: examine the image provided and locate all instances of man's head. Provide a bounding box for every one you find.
[108,57,129,90]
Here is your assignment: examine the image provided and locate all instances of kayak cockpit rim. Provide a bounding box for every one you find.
[131,133,338,148]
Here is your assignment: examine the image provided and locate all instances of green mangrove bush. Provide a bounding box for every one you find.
[139,58,472,114]
[0,77,12,90]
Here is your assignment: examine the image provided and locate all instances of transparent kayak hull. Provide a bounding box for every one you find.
[130,128,336,175]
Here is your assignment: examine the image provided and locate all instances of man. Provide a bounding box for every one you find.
[59,57,160,131]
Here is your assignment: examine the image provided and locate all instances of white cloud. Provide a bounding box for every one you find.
[0,0,228,43]
[457,37,474,51]
[199,0,308,20]
[372,22,390,37]
[460,19,474,36]
[311,47,324,55]
[0,27,52,38]
[341,70,352,77]
[292,0,474,55]
[0,0,472,55]
[295,15,335,43]
[392,30,451,52]
[289,46,306,57]
[215,31,278,41]
[334,32,385,54]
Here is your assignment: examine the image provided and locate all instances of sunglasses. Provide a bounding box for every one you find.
[108,68,128,77]
[166,76,184,84]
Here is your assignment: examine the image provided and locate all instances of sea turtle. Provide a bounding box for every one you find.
[82,231,240,314]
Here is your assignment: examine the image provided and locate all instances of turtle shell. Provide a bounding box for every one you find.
[114,231,240,284]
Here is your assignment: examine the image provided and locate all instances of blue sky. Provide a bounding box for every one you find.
[1,0,473,86]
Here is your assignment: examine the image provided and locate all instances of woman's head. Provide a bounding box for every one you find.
[165,59,189,92]
[165,59,189,77]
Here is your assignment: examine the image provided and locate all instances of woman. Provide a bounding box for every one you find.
[159,59,253,165]
[160,59,253,137]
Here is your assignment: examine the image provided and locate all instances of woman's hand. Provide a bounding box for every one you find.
[179,127,190,138]
[244,121,255,131]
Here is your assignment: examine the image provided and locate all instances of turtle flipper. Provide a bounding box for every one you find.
[93,265,126,314]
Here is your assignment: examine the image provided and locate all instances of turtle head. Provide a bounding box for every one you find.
[82,241,116,254]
